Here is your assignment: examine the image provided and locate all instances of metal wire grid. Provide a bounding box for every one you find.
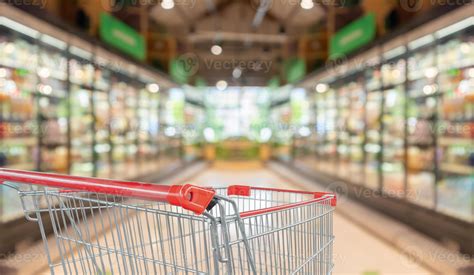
[212,188,335,274]
[18,187,215,274]
[12,184,334,275]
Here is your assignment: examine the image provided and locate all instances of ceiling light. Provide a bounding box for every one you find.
[424,67,438,79]
[211,45,222,55]
[38,68,51,78]
[301,0,314,10]
[232,68,242,79]
[298,127,311,137]
[423,84,437,95]
[216,80,228,91]
[38,84,52,95]
[0,68,8,78]
[147,83,160,93]
[161,0,175,10]
[260,128,272,142]
[165,127,176,137]
[468,68,474,78]
[315,83,328,93]
[204,128,216,142]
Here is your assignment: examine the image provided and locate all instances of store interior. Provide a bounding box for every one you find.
[0,1,472,274]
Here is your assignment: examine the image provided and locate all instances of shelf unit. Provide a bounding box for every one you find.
[0,9,182,222]
[287,10,473,223]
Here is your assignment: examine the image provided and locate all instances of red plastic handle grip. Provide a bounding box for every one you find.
[227,185,337,209]
[0,169,215,215]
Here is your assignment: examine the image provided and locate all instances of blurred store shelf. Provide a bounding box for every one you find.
[268,161,473,275]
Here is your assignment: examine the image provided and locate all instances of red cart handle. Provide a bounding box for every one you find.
[228,185,337,206]
[0,169,215,215]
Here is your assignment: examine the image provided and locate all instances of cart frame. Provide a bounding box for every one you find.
[0,169,336,274]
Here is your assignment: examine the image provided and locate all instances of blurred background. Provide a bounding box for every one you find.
[0,0,472,274]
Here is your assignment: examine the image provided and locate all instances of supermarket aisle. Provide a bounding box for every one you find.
[191,162,432,275]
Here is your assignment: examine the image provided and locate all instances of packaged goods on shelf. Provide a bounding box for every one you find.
[284,8,473,222]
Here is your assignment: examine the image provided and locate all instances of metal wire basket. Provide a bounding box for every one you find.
[0,169,336,274]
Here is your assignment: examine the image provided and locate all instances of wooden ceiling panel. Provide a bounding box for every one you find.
[290,5,325,26]
[150,5,184,26]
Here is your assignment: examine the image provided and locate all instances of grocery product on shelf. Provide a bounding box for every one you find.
[270,104,292,162]
[436,26,473,220]
[37,42,69,174]
[0,35,38,172]
[93,73,111,178]
[381,54,406,197]
[0,30,39,222]
[137,85,161,173]
[364,65,382,190]
[406,42,438,207]
[69,55,94,177]
[348,80,366,184]
[315,87,337,175]
[336,83,351,180]
[109,78,140,179]
[0,15,182,224]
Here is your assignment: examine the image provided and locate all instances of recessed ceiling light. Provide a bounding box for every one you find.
[0,68,8,78]
[315,83,328,93]
[38,68,51,78]
[147,83,160,93]
[301,0,314,10]
[161,0,175,10]
[211,45,223,56]
[216,80,228,91]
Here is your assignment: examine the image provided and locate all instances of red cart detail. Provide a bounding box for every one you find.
[1,169,336,274]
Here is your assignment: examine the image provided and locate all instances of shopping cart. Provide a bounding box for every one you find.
[0,169,336,274]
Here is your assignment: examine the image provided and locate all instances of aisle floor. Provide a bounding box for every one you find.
[191,162,432,275]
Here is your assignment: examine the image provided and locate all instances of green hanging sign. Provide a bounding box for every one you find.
[329,13,376,59]
[99,13,146,61]
[283,58,306,84]
[267,76,280,89]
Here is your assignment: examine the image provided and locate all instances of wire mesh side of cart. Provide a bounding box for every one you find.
[2,169,336,275]
[14,185,219,275]
[210,186,336,275]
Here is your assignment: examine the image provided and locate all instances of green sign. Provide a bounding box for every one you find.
[283,58,306,84]
[195,77,207,88]
[267,76,280,89]
[330,13,376,59]
[100,13,146,61]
